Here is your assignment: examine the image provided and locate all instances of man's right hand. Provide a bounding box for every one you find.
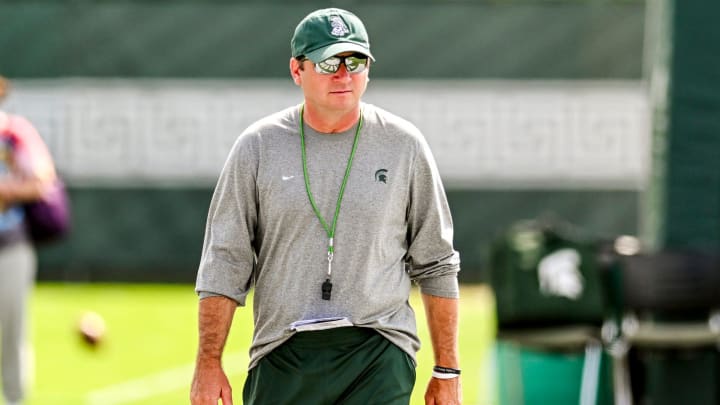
[190,362,233,405]
[191,296,238,404]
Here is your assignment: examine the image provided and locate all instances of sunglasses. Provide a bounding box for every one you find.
[302,53,369,74]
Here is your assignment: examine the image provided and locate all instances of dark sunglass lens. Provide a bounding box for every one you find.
[314,54,368,74]
[344,56,368,73]
[317,57,341,73]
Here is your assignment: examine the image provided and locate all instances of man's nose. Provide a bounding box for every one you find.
[333,63,351,78]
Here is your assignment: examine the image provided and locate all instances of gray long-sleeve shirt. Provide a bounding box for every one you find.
[196,103,460,369]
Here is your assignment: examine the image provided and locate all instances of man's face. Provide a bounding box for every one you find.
[290,52,370,114]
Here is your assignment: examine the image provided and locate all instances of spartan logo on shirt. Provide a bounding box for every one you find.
[374,169,388,184]
[329,16,350,37]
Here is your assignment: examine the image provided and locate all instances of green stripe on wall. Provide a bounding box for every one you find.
[38,188,639,284]
[0,2,645,79]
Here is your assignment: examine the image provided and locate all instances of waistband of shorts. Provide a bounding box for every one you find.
[289,326,378,348]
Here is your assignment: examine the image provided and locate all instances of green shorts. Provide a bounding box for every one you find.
[242,327,416,405]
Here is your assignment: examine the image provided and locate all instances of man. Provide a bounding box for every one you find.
[0,76,57,405]
[191,8,461,405]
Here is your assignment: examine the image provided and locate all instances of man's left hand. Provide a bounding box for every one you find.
[425,376,462,405]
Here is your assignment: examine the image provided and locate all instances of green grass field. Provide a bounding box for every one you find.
[23,283,496,405]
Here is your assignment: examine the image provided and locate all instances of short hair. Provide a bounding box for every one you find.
[295,56,307,71]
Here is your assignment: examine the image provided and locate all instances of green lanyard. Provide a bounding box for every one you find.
[299,104,363,300]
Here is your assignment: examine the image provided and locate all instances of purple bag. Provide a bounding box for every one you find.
[24,178,71,244]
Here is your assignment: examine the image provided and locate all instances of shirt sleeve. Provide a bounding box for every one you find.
[6,114,56,181]
[195,132,259,305]
[405,135,461,298]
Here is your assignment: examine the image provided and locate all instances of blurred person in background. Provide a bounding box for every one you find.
[0,76,57,405]
[191,8,461,405]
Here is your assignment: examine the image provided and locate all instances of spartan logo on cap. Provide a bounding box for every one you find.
[375,169,388,183]
[329,15,350,37]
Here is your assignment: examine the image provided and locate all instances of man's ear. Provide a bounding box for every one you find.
[289,58,302,86]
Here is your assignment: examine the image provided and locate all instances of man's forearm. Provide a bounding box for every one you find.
[0,177,46,203]
[196,295,237,365]
[421,293,460,368]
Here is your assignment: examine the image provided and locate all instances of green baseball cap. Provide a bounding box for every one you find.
[291,8,375,63]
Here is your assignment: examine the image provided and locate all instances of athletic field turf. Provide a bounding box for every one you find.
[24,283,495,404]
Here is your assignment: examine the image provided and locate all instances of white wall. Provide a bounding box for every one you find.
[5,79,649,189]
